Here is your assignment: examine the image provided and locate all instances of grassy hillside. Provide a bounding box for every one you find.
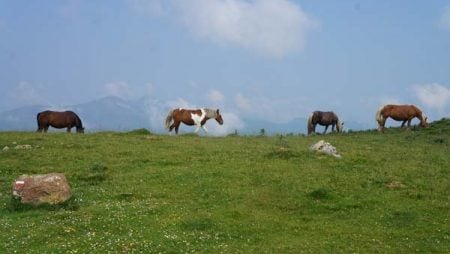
[0,120,449,253]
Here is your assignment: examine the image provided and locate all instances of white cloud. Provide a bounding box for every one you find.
[412,83,450,110]
[129,0,316,58]
[8,82,50,107]
[176,0,316,58]
[438,6,450,31]
[206,111,244,136]
[104,81,134,98]
[208,89,225,104]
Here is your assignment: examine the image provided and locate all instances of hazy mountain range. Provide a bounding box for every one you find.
[0,96,371,135]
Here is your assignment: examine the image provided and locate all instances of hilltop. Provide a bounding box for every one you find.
[0,119,448,253]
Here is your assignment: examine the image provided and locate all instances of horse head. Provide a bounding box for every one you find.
[420,114,429,128]
[215,109,224,125]
[76,127,85,134]
[337,120,344,132]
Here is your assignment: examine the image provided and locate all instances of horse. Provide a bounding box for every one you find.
[165,108,224,134]
[307,111,343,135]
[375,104,428,132]
[36,110,85,133]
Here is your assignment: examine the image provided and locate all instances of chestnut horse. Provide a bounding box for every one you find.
[165,108,224,134]
[36,110,84,133]
[375,104,428,132]
[307,111,343,135]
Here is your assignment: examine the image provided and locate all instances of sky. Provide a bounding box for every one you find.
[1,0,450,133]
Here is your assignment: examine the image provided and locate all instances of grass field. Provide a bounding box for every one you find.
[0,120,449,253]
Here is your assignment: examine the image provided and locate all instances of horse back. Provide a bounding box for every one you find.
[314,111,338,125]
[37,110,79,128]
[173,109,201,126]
[383,105,420,120]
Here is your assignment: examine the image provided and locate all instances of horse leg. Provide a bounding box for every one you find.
[194,125,201,133]
[332,124,336,132]
[44,125,49,133]
[174,122,181,134]
[169,120,179,133]
[67,127,71,133]
[323,125,329,134]
[201,125,208,134]
[308,124,315,135]
[407,119,412,130]
[401,120,407,128]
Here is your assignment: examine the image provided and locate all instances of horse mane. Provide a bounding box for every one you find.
[203,108,218,118]
[336,117,342,132]
[74,113,83,128]
[409,104,427,124]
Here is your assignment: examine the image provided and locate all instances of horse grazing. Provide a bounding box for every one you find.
[375,104,428,132]
[307,111,343,135]
[36,110,84,133]
[165,108,224,134]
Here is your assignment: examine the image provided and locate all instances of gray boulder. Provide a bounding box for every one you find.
[310,140,341,158]
[12,173,72,205]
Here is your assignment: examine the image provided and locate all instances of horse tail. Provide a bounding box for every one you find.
[375,105,384,124]
[36,112,42,131]
[307,112,314,135]
[165,109,174,129]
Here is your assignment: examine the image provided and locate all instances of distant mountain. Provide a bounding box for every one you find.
[72,96,153,131]
[0,96,373,134]
[0,96,169,132]
[241,117,307,135]
[0,105,49,131]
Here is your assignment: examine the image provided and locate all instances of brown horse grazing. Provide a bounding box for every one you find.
[36,110,84,133]
[375,104,428,132]
[165,108,224,134]
[307,111,343,135]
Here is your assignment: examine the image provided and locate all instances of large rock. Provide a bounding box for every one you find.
[12,173,72,205]
[310,140,341,158]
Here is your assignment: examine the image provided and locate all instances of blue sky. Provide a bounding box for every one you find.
[1,0,450,133]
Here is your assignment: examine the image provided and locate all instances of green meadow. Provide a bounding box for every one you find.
[0,120,449,253]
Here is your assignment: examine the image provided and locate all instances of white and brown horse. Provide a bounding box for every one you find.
[307,111,343,135]
[375,104,428,132]
[165,108,224,134]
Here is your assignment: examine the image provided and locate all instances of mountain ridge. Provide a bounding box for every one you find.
[0,96,371,134]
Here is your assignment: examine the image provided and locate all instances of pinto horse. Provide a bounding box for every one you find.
[375,104,428,132]
[307,111,343,135]
[36,110,84,133]
[165,108,224,134]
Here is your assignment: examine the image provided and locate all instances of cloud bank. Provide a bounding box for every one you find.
[132,0,316,58]
[413,83,450,110]
[8,82,50,107]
